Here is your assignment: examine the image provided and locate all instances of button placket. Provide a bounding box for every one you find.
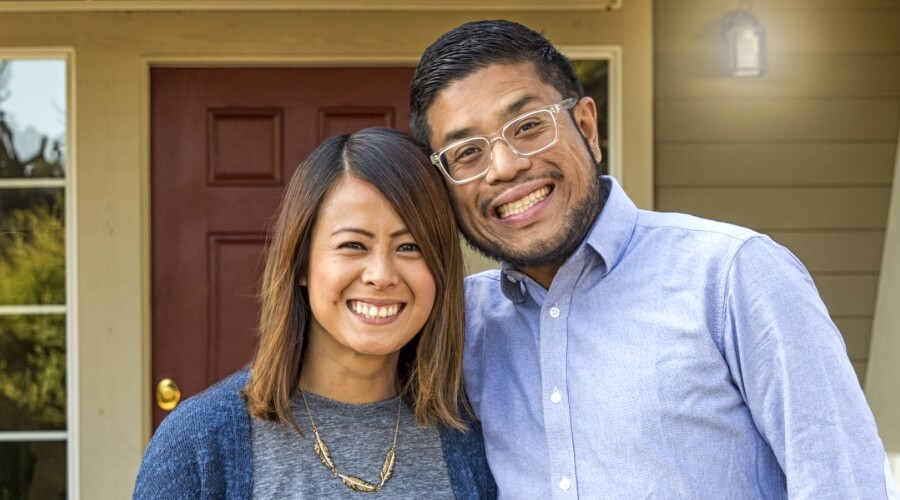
[540,294,578,499]
[551,388,562,404]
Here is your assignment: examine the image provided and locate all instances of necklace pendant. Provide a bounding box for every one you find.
[301,389,401,493]
[380,447,396,483]
[341,474,379,492]
[313,434,337,473]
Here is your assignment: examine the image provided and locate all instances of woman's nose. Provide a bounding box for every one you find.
[362,252,398,289]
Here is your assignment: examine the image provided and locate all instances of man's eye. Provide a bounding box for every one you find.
[453,145,483,163]
[514,118,543,136]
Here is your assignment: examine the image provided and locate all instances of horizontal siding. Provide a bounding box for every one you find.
[835,317,874,360]
[656,187,890,230]
[657,143,896,186]
[655,0,900,11]
[656,54,900,99]
[813,274,880,317]
[655,0,900,387]
[769,231,885,273]
[655,9,900,55]
[656,99,900,143]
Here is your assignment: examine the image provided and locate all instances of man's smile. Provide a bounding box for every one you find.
[496,185,553,219]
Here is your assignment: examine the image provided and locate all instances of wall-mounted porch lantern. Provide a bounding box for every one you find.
[722,2,766,77]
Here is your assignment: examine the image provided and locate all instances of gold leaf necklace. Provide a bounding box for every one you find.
[300,389,402,493]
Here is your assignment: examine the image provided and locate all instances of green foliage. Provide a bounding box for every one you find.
[0,201,65,304]
[0,316,66,429]
[0,202,67,430]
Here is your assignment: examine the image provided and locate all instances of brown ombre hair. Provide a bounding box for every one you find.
[244,127,468,431]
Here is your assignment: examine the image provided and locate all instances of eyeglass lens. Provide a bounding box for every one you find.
[440,109,558,181]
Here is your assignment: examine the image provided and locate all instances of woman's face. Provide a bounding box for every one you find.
[303,175,436,364]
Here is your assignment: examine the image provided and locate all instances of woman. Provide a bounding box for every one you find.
[134,128,496,499]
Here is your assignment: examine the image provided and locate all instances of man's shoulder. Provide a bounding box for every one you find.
[464,269,504,298]
[635,209,760,245]
[463,269,513,316]
[465,268,502,285]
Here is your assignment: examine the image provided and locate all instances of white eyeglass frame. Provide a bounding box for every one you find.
[430,97,579,185]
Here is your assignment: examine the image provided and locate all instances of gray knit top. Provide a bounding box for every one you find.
[251,391,455,498]
[133,370,496,499]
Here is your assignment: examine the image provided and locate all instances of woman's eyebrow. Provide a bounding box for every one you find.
[330,227,410,238]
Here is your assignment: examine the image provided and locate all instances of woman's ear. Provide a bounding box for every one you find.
[298,274,307,287]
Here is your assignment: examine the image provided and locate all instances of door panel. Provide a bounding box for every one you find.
[150,67,414,428]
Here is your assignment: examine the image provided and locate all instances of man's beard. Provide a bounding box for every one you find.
[459,172,604,270]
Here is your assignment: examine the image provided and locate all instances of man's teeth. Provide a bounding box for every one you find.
[350,301,401,319]
[497,186,551,219]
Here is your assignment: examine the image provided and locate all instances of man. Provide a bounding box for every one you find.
[410,19,898,499]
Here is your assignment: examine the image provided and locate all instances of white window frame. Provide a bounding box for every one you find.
[0,47,78,500]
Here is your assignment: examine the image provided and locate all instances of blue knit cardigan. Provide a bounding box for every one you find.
[133,370,497,499]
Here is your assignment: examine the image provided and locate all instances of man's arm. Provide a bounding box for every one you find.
[721,235,895,498]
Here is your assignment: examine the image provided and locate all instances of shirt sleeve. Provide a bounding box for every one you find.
[721,235,892,499]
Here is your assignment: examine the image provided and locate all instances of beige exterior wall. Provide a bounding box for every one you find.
[868,127,900,454]
[0,5,652,498]
[654,0,900,387]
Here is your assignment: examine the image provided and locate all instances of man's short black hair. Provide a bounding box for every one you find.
[410,19,584,149]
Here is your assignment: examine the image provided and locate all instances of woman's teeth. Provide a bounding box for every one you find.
[497,186,551,219]
[350,301,401,319]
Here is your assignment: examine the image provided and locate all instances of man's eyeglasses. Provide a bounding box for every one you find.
[430,98,578,185]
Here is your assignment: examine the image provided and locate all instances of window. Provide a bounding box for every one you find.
[0,56,71,500]
[565,46,622,180]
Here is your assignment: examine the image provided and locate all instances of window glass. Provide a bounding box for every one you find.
[0,57,68,498]
[0,314,66,431]
[0,60,66,179]
[571,59,610,175]
[0,440,67,498]
[0,188,65,305]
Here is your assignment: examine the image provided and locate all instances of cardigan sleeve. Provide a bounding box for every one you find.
[440,409,498,499]
[133,400,205,499]
[133,370,252,500]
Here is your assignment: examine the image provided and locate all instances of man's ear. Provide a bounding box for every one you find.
[574,97,603,162]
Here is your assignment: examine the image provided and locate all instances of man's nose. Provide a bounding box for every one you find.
[484,139,530,184]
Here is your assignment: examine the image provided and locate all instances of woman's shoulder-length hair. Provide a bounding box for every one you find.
[243,127,468,432]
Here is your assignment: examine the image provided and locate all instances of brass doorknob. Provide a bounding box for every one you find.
[156,378,181,411]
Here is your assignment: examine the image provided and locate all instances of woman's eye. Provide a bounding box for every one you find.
[397,242,421,253]
[337,241,366,251]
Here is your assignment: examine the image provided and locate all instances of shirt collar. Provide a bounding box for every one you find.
[499,176,637,302]
[583,176,637,277]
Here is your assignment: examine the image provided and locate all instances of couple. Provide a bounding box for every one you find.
[134,20,895,499]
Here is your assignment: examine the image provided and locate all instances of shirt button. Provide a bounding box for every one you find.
[549,306,560,318]
[550,388,562,404]
[559,476,571,491]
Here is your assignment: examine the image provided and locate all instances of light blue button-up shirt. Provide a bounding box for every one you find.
[464,177,897,499]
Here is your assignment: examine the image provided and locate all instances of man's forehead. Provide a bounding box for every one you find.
[427,63,557,145]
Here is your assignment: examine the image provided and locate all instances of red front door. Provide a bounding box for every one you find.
[150,67,415,428]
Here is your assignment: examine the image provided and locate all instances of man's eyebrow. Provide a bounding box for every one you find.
[439,95,539,146]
